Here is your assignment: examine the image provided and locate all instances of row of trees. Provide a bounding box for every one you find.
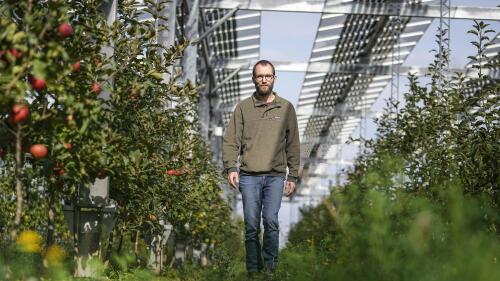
[276,21,500,281]
[0,0,234,279]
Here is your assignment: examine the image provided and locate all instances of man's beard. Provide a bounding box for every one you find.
[255,83,274,96]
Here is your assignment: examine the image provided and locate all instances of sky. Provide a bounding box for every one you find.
[235,0,500,247]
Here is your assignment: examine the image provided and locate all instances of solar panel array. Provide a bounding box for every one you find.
[297,0,435,183]
[199,6,261,125]
[136,0,500,188]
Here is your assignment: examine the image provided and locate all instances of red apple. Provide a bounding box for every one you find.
[63,142,73,151]
[29,76,46,91]
[58,23,73,37]
[71,61,81,71]
[166,169,182,176]
[9,49,22,60]
[30,144,48,159]
[54,162,65,176]
[1,49,22,63]
[91,82,101,94]
[9,104,29,124]
[1,49,22,62]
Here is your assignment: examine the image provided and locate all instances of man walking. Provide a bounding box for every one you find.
[222,60,300,275]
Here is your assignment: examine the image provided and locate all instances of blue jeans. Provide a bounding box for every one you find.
[239,175,284,272]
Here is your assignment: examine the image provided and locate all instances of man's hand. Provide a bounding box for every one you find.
[227,171,239,190]
[284,181,296,197]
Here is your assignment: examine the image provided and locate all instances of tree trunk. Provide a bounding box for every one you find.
[46,185,56,246]
[11,123,23,240]
[134,230,140,263]
[117,232,123,254]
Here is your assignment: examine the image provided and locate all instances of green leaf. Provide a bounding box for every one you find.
[79,119,90,134]
[32,59,47,78]
[147,70,163,80]
[12,31,25,43]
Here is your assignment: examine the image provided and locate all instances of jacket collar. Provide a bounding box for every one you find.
[252,91,282,107]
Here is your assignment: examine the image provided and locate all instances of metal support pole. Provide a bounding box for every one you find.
[157,0,178,82]
[147,1,178,269]
[390,2,402,115]
[182,0,199,83]
[87,0,118,202]
[437,0,451,90]
[197,8,215,141]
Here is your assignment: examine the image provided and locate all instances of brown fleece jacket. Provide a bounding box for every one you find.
[222,92,300,182]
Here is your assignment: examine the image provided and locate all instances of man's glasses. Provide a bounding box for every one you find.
[254,74,275,82]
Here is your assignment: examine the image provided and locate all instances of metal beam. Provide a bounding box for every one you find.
[300,140,348,146]
[211,59,469,76]
[300,132,367,146]
[200,0,500,21]
[210,67,241,96]
[304,173,338,179]
[303,158,354,165]
[191,6,239,45]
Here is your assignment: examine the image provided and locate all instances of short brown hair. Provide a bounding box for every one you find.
[252,60,275,77]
